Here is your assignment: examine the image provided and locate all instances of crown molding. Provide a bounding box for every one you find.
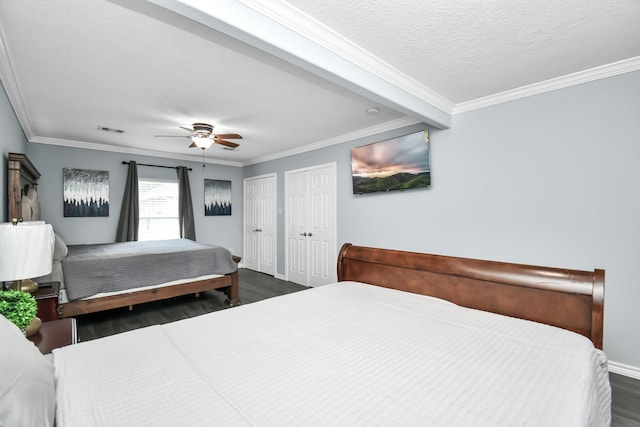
[29,118,420,168]
[243,116,421,166]
[454,56,640,114]
[0,25,34,140]
[26,118,420,169]
[30,136,243,167]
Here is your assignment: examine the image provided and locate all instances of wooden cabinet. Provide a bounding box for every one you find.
[28,318,77,354]
[33,282,61,321]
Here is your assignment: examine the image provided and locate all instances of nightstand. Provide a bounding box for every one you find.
[33,281,61,321]
[28,318,77,354]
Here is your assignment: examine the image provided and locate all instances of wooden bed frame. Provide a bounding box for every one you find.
[57,274,238,317]
[6,152,240,317]
[337,243,604,349]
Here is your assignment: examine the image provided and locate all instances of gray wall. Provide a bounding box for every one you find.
[245,70,640,371]
[24,144,244,254]
[243,122,430,275]
[0,81,28,221]
[2,70,639,371]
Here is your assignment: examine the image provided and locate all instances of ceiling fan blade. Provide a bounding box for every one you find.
[213,133,242,140]
[155,135,191,138]
[179,126,195,133]
[215,139,240,149]
[188,142,197,148]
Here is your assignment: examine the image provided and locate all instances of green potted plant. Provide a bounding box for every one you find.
[0,289,38,333]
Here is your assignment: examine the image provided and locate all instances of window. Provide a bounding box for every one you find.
[138,179,180,241]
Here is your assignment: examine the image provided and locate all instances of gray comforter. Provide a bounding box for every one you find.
[61,239,237,301]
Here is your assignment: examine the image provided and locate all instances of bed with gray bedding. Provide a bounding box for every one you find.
[57,239,239,317]
[62,239,237,301]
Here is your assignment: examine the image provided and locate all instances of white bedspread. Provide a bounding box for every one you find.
[54,281,611,426]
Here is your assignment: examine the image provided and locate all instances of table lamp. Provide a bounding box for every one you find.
[0,220,55,292]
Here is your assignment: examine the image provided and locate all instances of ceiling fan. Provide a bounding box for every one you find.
[155,122,242,150]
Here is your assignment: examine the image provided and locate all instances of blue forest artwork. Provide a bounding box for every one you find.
[205,179,231,216]
[63,168,109,217]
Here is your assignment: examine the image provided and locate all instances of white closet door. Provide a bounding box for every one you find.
[286,170,308,285]
[307,165,335,287]
[243,174,276,275]
[285,163,336,287]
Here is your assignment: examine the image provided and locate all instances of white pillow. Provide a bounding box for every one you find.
[0,314,55,427]
[53,232,68,262]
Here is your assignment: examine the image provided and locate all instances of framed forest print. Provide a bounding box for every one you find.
[204,179,231,216]
[63,168,109,217]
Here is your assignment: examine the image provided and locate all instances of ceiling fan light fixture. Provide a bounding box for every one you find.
[192,136,213,149]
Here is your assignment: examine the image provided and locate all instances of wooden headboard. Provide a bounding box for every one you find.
[337,243,605,349]
[7,152,41,221]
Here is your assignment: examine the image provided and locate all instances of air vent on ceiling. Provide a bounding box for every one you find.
[97,126,125,134]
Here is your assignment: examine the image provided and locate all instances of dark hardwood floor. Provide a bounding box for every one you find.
[611,372,640,426]
[75,268,640,425]
[76,268,308,341]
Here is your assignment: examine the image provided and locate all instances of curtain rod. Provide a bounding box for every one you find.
[122,161,192,171]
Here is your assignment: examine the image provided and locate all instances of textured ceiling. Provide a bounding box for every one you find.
[284,0,640,102]
[0,0,638,166]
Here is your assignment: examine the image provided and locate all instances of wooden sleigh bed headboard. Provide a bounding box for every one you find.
[7,152,41,221]
[337,243,605,349]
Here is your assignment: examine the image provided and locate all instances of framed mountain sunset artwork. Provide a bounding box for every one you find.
[350,130,430,194]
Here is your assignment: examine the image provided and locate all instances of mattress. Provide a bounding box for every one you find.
[57,273,224,304]
[61,239,237,300]
[53,281,611,426]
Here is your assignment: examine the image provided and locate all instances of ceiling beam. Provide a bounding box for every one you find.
[117,0,453,129]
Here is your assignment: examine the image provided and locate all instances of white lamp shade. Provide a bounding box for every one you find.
[192,136,213,149]
[0,222,54,282]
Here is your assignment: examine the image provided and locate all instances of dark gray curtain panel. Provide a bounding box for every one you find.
[115,161,139,242]
[177,166,196,240]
